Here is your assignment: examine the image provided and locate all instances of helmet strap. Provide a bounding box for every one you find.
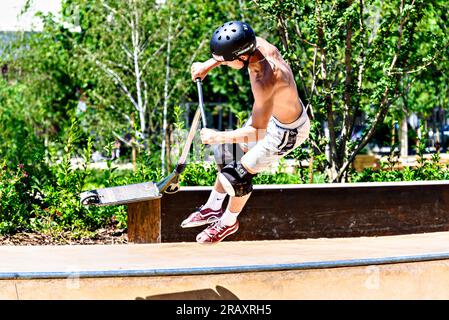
[238,50,256,70]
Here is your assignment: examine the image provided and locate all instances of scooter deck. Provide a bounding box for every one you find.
[80,182,161,206]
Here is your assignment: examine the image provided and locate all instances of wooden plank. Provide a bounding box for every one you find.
[128,199,161,243]
[161,182,449,242]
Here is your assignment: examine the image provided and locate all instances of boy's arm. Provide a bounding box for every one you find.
[201,96,274,145]
[218,125,266,144]
[218,76,275,144]
[191,58,222,81]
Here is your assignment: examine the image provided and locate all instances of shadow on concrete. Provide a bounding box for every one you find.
[136,285,239,300]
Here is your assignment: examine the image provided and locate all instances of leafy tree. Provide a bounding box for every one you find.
[254,0,449,181]
[50,0,266,171]
[4,16,86,155]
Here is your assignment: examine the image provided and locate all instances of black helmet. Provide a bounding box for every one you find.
[210,21,256,62]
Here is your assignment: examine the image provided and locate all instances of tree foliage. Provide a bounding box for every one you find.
[254,0,449,181]
[1,0,448,177]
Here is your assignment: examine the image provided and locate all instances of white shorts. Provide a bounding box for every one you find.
[240,108,310,173]
[212,109,310,173]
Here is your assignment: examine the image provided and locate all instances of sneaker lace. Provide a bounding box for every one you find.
[205,221,225,236]
[213,221,225,232]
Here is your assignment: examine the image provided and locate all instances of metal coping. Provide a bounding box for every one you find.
[2,252,449,280]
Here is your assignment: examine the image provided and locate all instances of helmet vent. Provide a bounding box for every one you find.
[226,35,230,40]
[232,29,236,32]
[218,36,222,40]
[229,22,233,25]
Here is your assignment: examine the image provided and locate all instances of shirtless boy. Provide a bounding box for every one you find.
[182,21,310,243]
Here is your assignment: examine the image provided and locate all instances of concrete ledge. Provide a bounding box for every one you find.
[161,180,449,242]
[2,232,449,299]
[5,259,449,299]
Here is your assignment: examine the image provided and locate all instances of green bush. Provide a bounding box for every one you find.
[352,131,449,183]
[0,162,33,233]
[0,117,125,236]
[352,155,449,183]
[40,120,131,234]
[179,158,314,186]
[180,161,218,186]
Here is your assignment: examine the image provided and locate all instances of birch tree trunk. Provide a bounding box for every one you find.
[129,0,148,142]
[400,117,408,157]
[161,11,173,174]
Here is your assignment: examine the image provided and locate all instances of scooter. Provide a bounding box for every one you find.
[80,79,207,206]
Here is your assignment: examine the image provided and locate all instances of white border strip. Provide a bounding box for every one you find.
[179,180,449,191]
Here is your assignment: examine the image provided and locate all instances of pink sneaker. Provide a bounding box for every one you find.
[180,206,224,228]
[196,220,239,244]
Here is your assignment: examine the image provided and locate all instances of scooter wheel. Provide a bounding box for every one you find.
[165,183,180,194]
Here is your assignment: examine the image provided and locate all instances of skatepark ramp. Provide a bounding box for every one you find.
[1,231,449,299]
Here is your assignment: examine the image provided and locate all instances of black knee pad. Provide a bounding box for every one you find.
[218,160,255,197]
[213,144,245,171]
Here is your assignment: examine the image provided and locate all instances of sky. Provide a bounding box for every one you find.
[0,0,61,32]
